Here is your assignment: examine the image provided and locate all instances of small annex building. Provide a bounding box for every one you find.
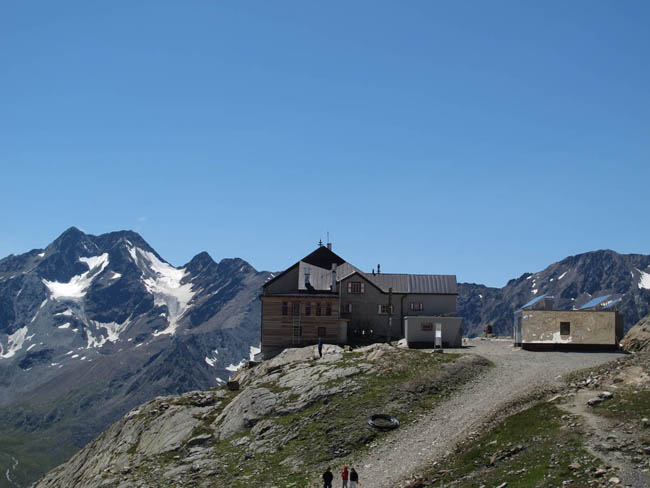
[260,244,460,358]
[513,294,624,350]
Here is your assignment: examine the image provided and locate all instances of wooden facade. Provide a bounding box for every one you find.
[260,295,347,354]
[260,245,458,358]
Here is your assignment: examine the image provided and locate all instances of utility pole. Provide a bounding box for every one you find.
[387,287,393,343]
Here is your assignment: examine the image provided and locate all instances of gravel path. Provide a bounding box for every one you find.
[354,339,624,488]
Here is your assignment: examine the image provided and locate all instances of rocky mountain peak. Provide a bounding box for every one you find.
[184,251,217,275]
[0,228,272,486]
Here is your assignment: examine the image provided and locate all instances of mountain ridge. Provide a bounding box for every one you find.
[0,228,271,487]
[458,248,650,337]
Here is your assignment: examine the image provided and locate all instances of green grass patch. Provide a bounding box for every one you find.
[180,348,488,488]
[421,403,603,488]
[591,388,650,434]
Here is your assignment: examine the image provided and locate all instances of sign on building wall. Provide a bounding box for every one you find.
[421,323,433,331]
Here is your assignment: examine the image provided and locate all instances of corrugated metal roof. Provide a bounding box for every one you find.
[363,273,457,294]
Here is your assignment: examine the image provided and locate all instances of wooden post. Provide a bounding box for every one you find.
[387,287,393,343]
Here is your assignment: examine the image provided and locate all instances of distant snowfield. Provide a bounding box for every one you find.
[638,268,650,290]
[86,319,129,348]
[205,348,219,367]
[225,345,261,373]
[128,247,194,336]
[42,254,109,300]
[0,326,29,359]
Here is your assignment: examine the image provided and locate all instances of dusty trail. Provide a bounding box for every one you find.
[353,339,623,488]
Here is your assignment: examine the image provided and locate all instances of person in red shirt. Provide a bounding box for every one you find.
[341,465,349,488]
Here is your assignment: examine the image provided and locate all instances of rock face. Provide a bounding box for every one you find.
[459,249,650,337]
[621,313,650,352]
[31,343,488,488]
[0,227,271,487]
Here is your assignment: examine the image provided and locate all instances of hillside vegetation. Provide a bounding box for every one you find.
[409,352,650,487]
[32,343,490,488]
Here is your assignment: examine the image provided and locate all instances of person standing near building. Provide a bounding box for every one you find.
[341,465,349,488]
[322,467,333,488]
[349,467,359,487]
[317,337,323,358]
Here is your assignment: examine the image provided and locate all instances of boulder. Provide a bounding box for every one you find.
[621,313,650,352]
[137,406,211,456]
[213,387,277,440]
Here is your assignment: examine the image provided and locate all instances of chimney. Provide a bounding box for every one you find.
[331,263,337,293]
[327,242,332,250]
[377,264,381,274]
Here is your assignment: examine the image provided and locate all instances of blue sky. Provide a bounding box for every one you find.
[1,1,649,287]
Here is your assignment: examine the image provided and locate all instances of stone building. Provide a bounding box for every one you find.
[513,294,624,349]
[260,244,460,357]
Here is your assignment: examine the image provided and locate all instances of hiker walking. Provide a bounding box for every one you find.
[317,337,323,358]
[350,467,359,487]
[341,465,349,488]
[322,467,333,488]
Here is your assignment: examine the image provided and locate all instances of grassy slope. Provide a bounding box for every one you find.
[429,402,602,487]
[135,349,491,487]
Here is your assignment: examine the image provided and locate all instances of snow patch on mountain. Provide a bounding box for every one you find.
[42,254,109,300]
[226,362,244,372]
[128,247,194,336]
[86,319,130,348]
[0,326,29,359]
[205,348,219,367]
[638,268,650,290]
[558,271,568,280]
[58,323,71,329]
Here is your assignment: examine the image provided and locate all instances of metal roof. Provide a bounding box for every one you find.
[579,295,612,310]
[266,245,457,295]
[362,273,457,294]
[520,294,547,309]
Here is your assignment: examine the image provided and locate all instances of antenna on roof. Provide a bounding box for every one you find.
[318,239,323,247]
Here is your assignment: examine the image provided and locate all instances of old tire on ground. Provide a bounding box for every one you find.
[368,414,399,430]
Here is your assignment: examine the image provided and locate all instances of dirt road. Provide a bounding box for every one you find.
[355,339,624,488]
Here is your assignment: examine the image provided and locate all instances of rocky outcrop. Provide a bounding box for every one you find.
[31,343,489,488]
[621,313,650,352]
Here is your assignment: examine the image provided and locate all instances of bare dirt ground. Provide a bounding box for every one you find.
[353,338,624,488]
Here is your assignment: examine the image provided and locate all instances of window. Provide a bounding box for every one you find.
[347,282,365,294]
[560,321,570,336]
[343,303,353,313]
[292,302,300,316]
[421,323,434,331]
[305,302,311,315]
[378,304,394,314]
[316,303,322,316]
[326,303,332,316]
[410,302,424,311]
[318,327,326,338]
[282,302,288,316]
